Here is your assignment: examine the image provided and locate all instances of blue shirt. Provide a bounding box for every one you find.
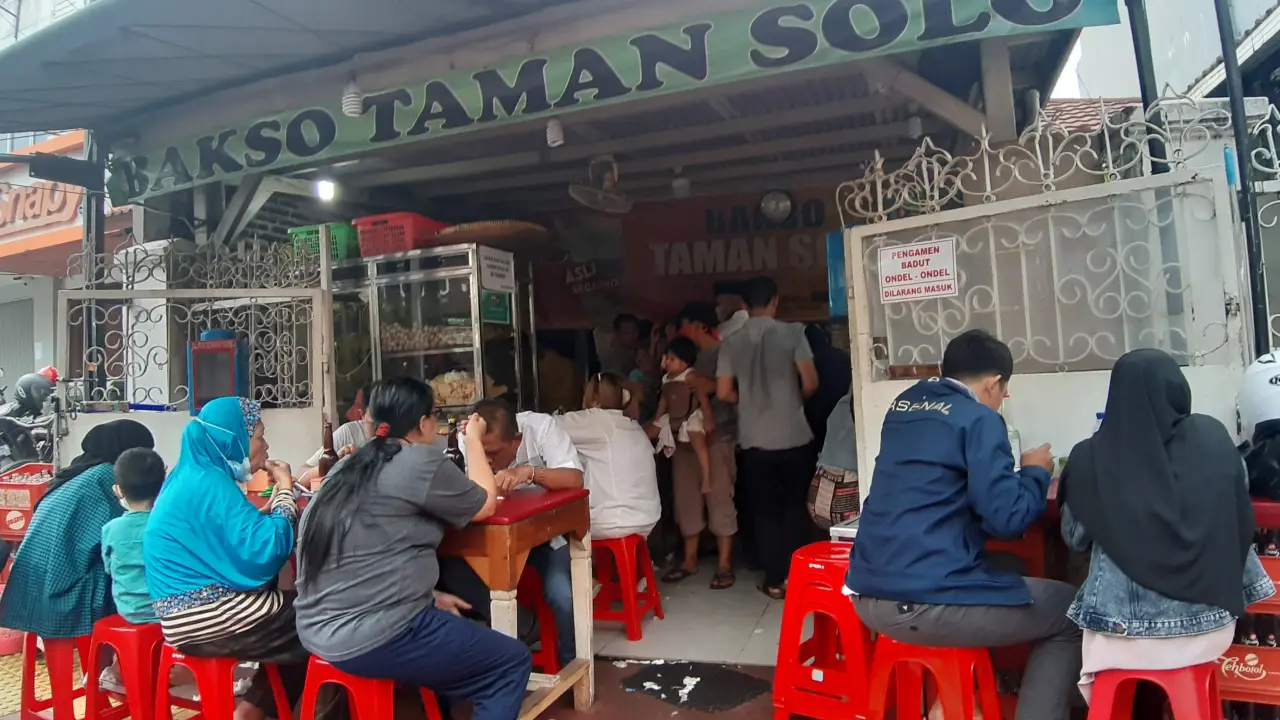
[102,511,157,624]
[846,378,1052,606]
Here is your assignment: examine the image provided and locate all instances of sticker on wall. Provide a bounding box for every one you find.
[878,238,958,304]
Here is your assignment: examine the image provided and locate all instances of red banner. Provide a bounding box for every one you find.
[534,187,840,329]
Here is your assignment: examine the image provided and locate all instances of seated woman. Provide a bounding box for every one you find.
[557,372,661,540]
[295,378,529,720]
[1060,349,1275,703]
[143,397,304,720]
[0,420,154,640]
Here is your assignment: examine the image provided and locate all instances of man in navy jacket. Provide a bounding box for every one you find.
[847,330,1080,720]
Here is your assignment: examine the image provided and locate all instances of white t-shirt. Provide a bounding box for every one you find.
[458,411,584,473]
[717,309,749,339]
[557,409,660,539]
[305,420,370,467]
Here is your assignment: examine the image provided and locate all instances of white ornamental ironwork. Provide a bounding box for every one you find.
[837,93,1245,378]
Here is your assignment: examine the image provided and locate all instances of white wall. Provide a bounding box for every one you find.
[61,407,321,474]
[853,367,1243,496]
[0,275,56,367]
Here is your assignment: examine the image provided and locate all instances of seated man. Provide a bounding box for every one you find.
[449,399,585,668]
[846,329,1080,720]
[296,383,373,488]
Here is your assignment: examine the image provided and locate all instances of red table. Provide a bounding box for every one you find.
[439,487,594,718]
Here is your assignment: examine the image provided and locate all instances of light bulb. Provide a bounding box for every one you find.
[342,80,363,118]
[316,180,336,202]
[546,118,565,148]
[672,176,692,199]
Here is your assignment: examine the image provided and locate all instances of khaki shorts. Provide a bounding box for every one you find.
[672,441,738,538]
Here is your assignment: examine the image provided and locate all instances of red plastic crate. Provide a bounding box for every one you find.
[352,212,449,257]
[0,463,53,541]
[1219,644,1280,703]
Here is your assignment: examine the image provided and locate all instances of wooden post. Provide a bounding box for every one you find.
[570,532,595,710]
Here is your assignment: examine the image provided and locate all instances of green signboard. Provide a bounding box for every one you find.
[481,290,512,325]
[108,0,1119,204]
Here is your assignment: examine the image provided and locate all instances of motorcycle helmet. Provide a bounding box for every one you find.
[1240,352,1280,500]
[1241,352,1280,441]
[12,372,54,417]
[38,366,59,383]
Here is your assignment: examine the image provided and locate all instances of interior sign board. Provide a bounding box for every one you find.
[879,238,958,304]
[109,0,1119,204]
[479,245,517,293]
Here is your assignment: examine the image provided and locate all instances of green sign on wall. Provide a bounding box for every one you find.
[108,0,1119,204]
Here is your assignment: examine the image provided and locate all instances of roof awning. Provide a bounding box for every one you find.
[0,0,578,135]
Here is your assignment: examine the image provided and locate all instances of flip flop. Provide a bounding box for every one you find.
[758,583,786,600]
[662,566,697,583]
[710,571,736,590]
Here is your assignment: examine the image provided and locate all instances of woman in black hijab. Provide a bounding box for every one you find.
[1059,349,1274,703]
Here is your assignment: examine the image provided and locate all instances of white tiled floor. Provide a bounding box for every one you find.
[593,557,790,666]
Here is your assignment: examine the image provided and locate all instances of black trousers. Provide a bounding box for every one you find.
[739,445,818,587]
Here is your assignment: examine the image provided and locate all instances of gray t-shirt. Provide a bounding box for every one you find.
[717,316,814,451]
[294,444,487,661]
[694,345,737,445]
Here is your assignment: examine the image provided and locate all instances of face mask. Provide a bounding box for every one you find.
[196,418,253,485]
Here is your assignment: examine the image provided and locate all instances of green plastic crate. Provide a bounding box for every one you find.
[288,222,358,260]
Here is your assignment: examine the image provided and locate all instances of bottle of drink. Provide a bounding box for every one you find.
[317,418,338,479]
[1247,613,1262,647]
[1265,614,1277,647]
[445,417,465,472]
[1267,530,1280,558]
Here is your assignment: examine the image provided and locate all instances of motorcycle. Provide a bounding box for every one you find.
[0,368,56,473]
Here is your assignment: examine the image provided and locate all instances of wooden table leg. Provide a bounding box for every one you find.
[570,533,595,710]
[490,589,519,638]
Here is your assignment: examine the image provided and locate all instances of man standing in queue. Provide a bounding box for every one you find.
[846,329,1080,720]
[453,399,585,669]
[716,277,818,599]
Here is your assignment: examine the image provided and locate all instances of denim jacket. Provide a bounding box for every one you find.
[1062,502,1276,637]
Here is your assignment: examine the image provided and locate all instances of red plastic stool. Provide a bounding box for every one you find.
[154,644,293,720]
[85,615,165,720]
[21,633,89,720]
[298,657,443,720]
[866,637,1002,720]
[773,541,873,720]
[593,535,663,641]
[517,566,560,673]
[1087,663,1221,720]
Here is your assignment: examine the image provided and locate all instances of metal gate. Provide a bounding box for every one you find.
[836,96,1250,489]
[56,235,336,469]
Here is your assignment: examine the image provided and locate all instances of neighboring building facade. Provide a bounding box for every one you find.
[1070,0,1280,99]
[0,0,107,376]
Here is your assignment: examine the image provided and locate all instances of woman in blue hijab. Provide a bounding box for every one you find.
[144,397,308,720]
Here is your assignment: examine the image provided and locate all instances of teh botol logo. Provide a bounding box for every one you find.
[1220,653,1269,681]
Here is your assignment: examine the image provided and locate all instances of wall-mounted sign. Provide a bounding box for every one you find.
[108,0,1119,204]
[478,245,516,293]
[0,181,81,239]
[480,290,512,325]
[878,237,957,304]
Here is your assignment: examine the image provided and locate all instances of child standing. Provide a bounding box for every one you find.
[102,447,166,625]
[651,337,715,493]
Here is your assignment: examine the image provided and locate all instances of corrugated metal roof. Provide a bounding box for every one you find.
[0,0,580,134]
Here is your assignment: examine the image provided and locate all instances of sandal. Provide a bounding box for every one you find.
[662,566,697,583]
[710,571,736,590]
[758,583,786,600]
